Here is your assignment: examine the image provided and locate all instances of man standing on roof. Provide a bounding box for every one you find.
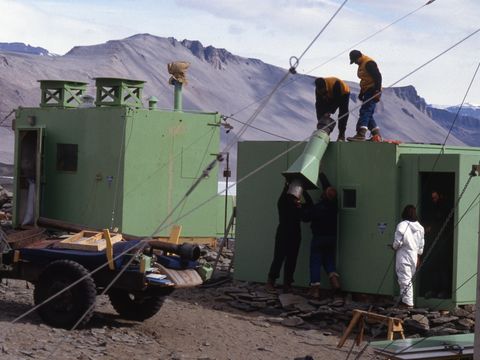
[347,50,383,142]
[315,77,350,141]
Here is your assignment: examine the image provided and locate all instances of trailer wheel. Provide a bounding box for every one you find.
[34,260,96,329]
[108,288,167,321]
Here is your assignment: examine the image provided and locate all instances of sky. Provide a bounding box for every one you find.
[0,0,479,106]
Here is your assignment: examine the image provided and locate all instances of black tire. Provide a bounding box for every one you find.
[34,260,96,329]
[108,288,166,321]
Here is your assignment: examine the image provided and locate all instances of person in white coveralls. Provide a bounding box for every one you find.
[392,205,425,308]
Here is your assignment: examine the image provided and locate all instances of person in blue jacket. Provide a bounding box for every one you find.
[303,173,340,298]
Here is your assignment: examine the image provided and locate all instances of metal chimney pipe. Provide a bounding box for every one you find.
[167,61,190,112]
[173,81,182,112]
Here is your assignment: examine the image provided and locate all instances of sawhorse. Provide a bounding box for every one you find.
[337,309,405,348]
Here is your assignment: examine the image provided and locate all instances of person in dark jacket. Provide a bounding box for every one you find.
[315,77,350,141]
[303,173,340,298]
[347,50,383,142]
[266,183,312,293]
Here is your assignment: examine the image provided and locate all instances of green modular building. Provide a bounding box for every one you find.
[235,140,480,308]
[13,78,225,238]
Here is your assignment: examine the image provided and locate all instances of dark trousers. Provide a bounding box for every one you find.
[309,235,336,284]
[268,225,301,285]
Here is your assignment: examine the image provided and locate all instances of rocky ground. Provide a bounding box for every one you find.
[0,184,476,359]
[0,278,376,360]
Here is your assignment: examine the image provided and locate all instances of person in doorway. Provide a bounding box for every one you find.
[266,183,312,293]
[347,50,383,142]
[392,205,425,308]
[303,173,340,298]
[314,77,350,141]
[422,190,453,298]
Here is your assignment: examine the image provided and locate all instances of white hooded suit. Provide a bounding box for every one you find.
[392,220,425,306]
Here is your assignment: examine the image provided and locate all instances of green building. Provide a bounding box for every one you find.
[13,78,224,238]
[235,140,480,308]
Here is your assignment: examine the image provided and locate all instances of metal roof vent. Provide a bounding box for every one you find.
[94,78,145,108]
[38,80,88,108]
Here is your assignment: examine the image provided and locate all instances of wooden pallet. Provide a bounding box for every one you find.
[55,230,122,252]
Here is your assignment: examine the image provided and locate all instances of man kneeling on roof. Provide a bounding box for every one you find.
[314,77,350,141]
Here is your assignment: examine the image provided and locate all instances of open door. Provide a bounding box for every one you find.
[15,128,44,227]
[418,172,455,299]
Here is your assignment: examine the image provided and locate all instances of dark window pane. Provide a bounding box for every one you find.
[57,143,78,172]
[343,189,356,208]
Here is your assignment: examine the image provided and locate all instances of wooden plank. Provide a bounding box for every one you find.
[56,230,123,251]
[103,229,115,270]
[168,225,182,244]
[7,228,47,249]
[157,264,203,288]
[155,236,217,247]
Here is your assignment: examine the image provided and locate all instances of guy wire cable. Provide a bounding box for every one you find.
[226,114,294,141]
[374,184,480,356]
[7,10,480,347]
[433,60,480,162]
[10,22,479,330]
[109,113,129,230]
[147,0,351,233]
[150,24,480,238]
[45,242,149,358]
[5,0,352,331]
[353,190,480,360]
[308,0,437,76]
[375,59,480,302]
[374,271,479,359]
[371,60,480,299]
[223,0,438,122]
[123,126,217,197]
[372,186,480,356]
[208,25,480,359]
[224,0,349,151]
[5,0,348,323]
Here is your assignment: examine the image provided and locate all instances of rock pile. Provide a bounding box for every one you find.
[207,281,475,339]
[0,184,12,224]
[198,241,234,273]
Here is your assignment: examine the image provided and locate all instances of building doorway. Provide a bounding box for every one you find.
[16,129,43,226]
[418,172,455,299]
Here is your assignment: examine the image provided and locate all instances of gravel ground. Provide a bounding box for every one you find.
[0,279,376,360]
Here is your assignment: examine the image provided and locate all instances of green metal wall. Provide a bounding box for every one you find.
[235,140,480,306]
[122,108,220,237]
[14,107,126,229]
[14,106,222,238]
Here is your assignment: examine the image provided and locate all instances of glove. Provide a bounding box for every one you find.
[358,92,365,101]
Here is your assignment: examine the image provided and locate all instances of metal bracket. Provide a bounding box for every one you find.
[470,164,480,177]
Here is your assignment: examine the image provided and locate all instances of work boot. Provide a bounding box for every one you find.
[308,283,321,299]
[337,131,346,142]
[347,127,367,141]
[370,127,382,142]
[265,278,276,293]
[283,282,293,293]
[329,272,341,291]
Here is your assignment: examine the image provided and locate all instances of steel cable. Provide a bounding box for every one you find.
[223,0,438,123]
[6,7,480,356]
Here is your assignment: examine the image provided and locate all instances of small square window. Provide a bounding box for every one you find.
[57,143,78,172]
[343,189,356,208]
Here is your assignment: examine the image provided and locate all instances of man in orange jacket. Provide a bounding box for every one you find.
[315,77,350,141]
[347,50,382,142]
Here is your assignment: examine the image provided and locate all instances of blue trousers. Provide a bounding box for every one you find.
[358,90,378,130]
[309,235,336,284]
